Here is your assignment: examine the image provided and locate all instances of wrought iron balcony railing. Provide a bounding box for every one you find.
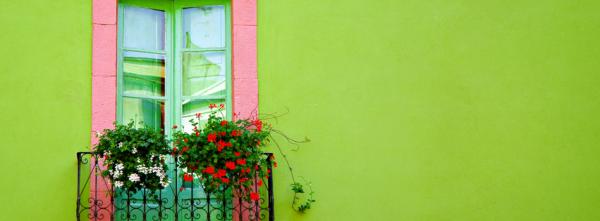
[76,152,274,221]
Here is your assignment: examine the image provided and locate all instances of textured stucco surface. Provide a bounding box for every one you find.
[258,0,600,220]
[0,0,92,220]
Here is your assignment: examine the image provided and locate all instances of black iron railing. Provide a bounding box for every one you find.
[77,152,274,221]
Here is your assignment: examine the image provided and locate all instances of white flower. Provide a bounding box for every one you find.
[160,178,171,188]
[113,170,122,179]
[137,165,149,174]
[114,181,123,188]
[129,173,140,183]
[95,131,102,137]
[118,142,123,148]
[115,163,124,171]
[132,147,137,154]
[159,155,166,161]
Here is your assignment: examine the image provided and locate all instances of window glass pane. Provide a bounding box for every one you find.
[182,52,226,97]
[181,99,226,132]
[182,6,225,48]
[123,97,165,130]
[123,51,166,97]
[124,6,165,50]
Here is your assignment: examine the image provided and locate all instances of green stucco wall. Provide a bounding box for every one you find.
[0,0,599,220]
[258,0,600,220]
[0,0,91,220]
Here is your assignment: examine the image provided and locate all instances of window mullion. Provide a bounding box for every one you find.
[122,47,166,55]
[122,94,166,100]
[166,3,176,138]
[181,48,227,52]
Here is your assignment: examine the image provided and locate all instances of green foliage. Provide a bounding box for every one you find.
[291,182,304,193]
[94,121,170,194]
[291,180,316,213]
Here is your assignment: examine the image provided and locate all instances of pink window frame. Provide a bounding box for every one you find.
[91,0,258,142]
[90,0,258,218]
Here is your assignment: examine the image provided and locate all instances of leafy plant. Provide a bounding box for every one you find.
[94,122,171,194]
[292,180,316,213]
[172,104,272,201]
[172,104,316,212]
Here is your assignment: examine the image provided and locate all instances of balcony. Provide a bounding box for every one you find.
[76,152,274,221]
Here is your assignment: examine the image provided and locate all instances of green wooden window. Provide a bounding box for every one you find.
[117,0,232,135]
[114,1,232,220]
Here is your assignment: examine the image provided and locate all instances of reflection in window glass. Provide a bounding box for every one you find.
[181,99,226,132]
[124,6,166,50]
[182,52,225,97]
[122,97,165,130]
[123,51,166,97]
[182,6,225,48]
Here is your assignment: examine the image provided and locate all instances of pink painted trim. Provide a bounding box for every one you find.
[91,0,117,218]
[91,0,117,143]
[231,0,258,220]
[232,0,258,119]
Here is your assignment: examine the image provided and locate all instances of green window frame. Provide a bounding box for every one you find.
[117,0,232,136]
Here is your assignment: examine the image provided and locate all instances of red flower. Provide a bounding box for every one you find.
[220,120,228,126]
[250,192,260,201]
[256,140,261,146]
[216,169,226,178]
[209,104,217,109]
[225,141,232,147]
[195,112,202,118]
[183,173,193,182]
[219,104,225,109]
[253,119,263,132]
[172,124,178,129]
[220,177,230,184]
[234,152,241,157]
[273,161,278,168]
[239,177,249,183]
[217,140,227,152]
[180,187,185,192]
[231,130,240,136]
[225,161,236,170]
[183,138,188,143]
[203,166,215,174]
[257,180,263,186]
[219,131,227,137]
[236,158,246,166]
[182,146,189,153]
[195,131,200,136]
[207,133,217,142]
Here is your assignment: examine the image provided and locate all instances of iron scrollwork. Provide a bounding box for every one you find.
[77,152,274,221]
